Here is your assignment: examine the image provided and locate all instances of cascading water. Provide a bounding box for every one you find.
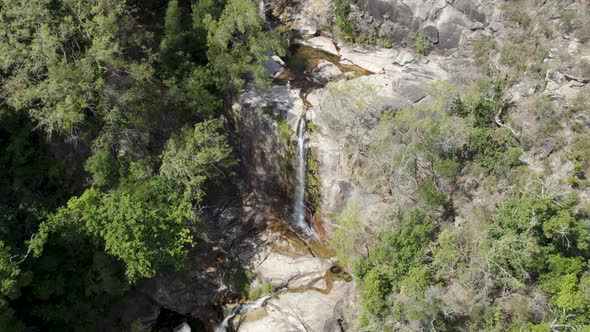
[258,0,266,21]
[291,118,313,234]
[217,290,285,331]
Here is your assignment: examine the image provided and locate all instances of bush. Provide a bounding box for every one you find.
[334,0,357,42]
[84,148,119,188]
[356,208,435,318]
[249,282,274,300]
[500,42,548,76]
[331,203,363,265]
[576,25,590,43]
[501,3,531,28]
[412,32,430,56]
[472,36,497,68]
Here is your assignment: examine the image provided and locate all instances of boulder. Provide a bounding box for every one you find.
[312,60,343,83]
[306,36,339,55]
[262,57,285,78]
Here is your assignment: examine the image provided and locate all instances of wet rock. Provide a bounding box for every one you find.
[239,84,304,131]
[232,85,303,207]
[118,294,161,329]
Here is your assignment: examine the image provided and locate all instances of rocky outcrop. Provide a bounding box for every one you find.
[230,85,304,210]
[351,0,490,49]
[312,59,343,83]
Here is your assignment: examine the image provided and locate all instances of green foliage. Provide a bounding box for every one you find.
[306,151,321,212]
[0,0,287,329]
[500,42,548,77]
[160,119,237,201]
[411,32,430,56]
[0,241,20,307]
[472,36,498,70]
[233,267,256,299]
[416,179,447,208]
[467,127,522,175]
[331,204,363,265]
[84,148,119,188]
[334,0,356,42]
[249,282,275,300]
[501,3,532,28]
[450,81,522,175]
[38,177,194,282]
[0,0,135,138]
[207,0,285,91]
[355,209,435,318]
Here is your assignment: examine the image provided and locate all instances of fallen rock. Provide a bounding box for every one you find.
[262,57,285,78]
[312,60,343,83]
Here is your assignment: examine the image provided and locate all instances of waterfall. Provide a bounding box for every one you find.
[216,293,277,331]
[291,118,312,233]
[258,0,266,21]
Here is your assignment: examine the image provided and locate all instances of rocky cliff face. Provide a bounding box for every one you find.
[352,0,489,48]
[129,0,590,330]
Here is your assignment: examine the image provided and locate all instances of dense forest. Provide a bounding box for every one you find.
[0,0,281,330]
[1,0,590,331]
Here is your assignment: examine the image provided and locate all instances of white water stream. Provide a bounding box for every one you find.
[258,0,266,21]
[291,118,313,234]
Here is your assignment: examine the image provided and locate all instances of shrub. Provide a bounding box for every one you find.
[576,25,590,43]
[356,208,436,317]
[501,3,531,28]
[412,32,430,56]
[560,10,578,33]
[249,282,274,300]
[472,36,497,68]
[331,203,363,265]
[334,0,357,42]
[84,148,119,188]
[500,42,548,76]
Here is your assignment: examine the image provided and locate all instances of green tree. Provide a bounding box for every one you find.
[207,0,284,91]
[0,241,20,308]
[160,119,237,201]
[35,177,194,282]
[84,148,119,188]
[331,203,363,264]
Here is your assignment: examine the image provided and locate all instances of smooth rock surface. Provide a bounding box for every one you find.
[305,36,339,55]
[237,280,352,332]
[312,59,343,83]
